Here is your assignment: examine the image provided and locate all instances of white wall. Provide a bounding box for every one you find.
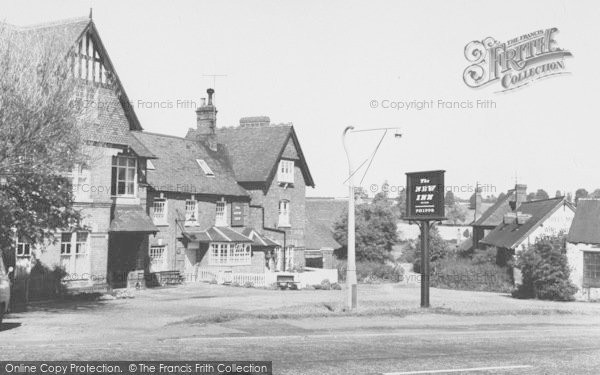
[566,243,600,301]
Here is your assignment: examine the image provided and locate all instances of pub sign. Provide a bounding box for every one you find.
[405,170,446,221]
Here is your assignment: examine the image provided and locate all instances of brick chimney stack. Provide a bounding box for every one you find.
[474,185,483,221]
[196,88,218,151]
[509,184,527,211]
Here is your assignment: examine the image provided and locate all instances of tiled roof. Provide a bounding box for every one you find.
[8,17,149,152]
[568,199,600,244]
[131,132,248,197]
[109,206,157,233]
[241,228,281,247]
[186,125,315,186]
[304,198,346,250]
[9,17,91,56]
[480,197,571,249]
[473,191,516,227]
[183,226,253,243]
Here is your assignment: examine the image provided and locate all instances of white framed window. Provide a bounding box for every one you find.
[60,231,90,279]
[185,199,199,225]
[152,199,167,225]
[16,237,31,257]
[149,245,167,272]
[196,159,214,177]
[209,243,251,266]
[278,160,294,184]
[215,201,227,227]
[111,156,137,197]
[278,200,291,227]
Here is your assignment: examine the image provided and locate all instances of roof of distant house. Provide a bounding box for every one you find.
[186,125,314,187]
[304,197,347,250]
[132,131,248,197]
[480,197,573,249]
[473,191,516,227]
[567,199,600,244]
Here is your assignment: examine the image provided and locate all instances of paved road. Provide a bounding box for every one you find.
[2,284,600,374]
[2,314,600,374]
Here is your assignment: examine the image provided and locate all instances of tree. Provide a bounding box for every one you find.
[590,189,600,199]
[534,189,549,201]
[513,234,577,301]
[445,191,455,206]
[555,190,562,198]
[575,188,589,204]
[395,188,406,218]
[526,192,536,202]
[334,200,399,263]
[566,192,573,203]
[402,227,451,273]
[446,202,467,225]
[0,27,84,267]
[468,192,476,209]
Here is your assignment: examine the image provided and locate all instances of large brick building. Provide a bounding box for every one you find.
[9,16,319,291]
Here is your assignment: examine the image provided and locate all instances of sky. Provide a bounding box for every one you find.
[1,0,597,199]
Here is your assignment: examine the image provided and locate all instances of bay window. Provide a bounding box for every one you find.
[209,243,251,265]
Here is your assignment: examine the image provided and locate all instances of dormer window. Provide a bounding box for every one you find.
[147,160,156,170]
[196,159,214,177]
[278,160,294,184]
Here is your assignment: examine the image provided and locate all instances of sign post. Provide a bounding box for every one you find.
[404,170,446,308]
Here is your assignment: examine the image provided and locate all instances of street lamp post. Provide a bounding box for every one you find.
[342,126,402,310]
[342,126,357,309]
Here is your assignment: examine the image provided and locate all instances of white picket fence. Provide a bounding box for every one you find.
[194,266,338,289]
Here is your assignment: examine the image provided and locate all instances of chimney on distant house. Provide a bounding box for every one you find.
[239,116,271,128]
[474,185,483,221]
[196,88,218,151]
[509,184,527,211]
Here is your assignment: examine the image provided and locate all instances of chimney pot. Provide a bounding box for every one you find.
[207,88,214,105]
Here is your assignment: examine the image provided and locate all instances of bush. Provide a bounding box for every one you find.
[231,282,240,287]
[513,235,578,301]
[331,282,342,290]
[431,257,512,293]
[336,260,404,283]
[320,279,331,290]
[243,281,253,288]
[209,278,218,285]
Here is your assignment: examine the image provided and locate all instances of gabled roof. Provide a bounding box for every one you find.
[183,226,253,243]
[473,190,515,227]
[567,199,600,244]
[8,17,91,55]
[131,131,248,197]
[6,17,149,155]
[480,197,573,249]
[241,228,281,247]
[186,125,315,187]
